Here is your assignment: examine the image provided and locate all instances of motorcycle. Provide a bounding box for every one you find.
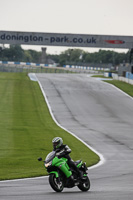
[38,151,90,192]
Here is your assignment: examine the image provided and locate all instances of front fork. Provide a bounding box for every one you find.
[49,171,59,178]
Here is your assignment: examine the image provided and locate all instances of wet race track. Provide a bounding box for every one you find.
[0,74,133,200]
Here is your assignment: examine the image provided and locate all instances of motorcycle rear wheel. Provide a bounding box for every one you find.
[77,176,90,191]
[49,174,64,192]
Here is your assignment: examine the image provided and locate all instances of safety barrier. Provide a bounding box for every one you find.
[63,64,110,71]
[126,72,133,80]
[112,73,133,85]
[0,61,110,72]
[104,72,112,77]
[0,61,54,67]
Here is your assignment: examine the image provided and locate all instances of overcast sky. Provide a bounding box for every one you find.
[0,0,133,54]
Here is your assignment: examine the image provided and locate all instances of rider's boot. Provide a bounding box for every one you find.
[76,169,86,180]
[66,175,76,186]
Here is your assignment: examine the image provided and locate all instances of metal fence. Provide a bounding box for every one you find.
[0,65,74,73]
[0,64,101,74]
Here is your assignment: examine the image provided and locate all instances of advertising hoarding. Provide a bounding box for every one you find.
[0,31,133,49]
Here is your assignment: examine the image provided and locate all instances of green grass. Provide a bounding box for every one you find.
[92,75,133,97]
[92,75,112,79]
[105,80,133,97]
[0,72,99,180]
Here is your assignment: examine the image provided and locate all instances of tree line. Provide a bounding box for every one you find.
[50,49,129,66]
[0,45,130,66]
[0,45,41,63]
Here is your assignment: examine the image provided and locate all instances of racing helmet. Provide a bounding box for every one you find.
[52,137,63,149]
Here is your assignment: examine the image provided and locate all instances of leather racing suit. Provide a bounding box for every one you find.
[53,144,81,177]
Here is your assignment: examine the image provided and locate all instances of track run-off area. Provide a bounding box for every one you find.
[0,73,133,200]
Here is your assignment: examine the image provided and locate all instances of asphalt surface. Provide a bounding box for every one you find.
[0,74,133,200]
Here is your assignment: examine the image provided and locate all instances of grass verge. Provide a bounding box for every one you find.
[0,72,99,180]
[92,75,112,79]
[92,75,133,97]
[104,80,133,97]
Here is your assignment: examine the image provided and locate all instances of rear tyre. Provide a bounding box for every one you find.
[49,174,64,192]
[78,176,90,191]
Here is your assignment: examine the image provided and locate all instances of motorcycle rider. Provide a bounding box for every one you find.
[52,137,83,180]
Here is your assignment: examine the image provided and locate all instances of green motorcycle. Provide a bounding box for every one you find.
[38,151,90,192]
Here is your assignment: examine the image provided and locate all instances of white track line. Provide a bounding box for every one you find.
[104,81,133,100]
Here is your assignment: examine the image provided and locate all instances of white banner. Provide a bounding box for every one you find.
[0,31,133,49]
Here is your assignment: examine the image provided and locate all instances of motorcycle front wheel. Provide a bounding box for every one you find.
[49,174,64,192]
[77,176,90,192]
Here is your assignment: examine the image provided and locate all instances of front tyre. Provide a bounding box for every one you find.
[78,176,90,192]
[49,174,64,192]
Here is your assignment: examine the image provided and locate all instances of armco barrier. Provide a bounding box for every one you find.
[1,61,110,72]
[63,64,109,71]
[0,60,53,67]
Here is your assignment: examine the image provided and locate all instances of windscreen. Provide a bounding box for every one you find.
[45,151,55,163]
